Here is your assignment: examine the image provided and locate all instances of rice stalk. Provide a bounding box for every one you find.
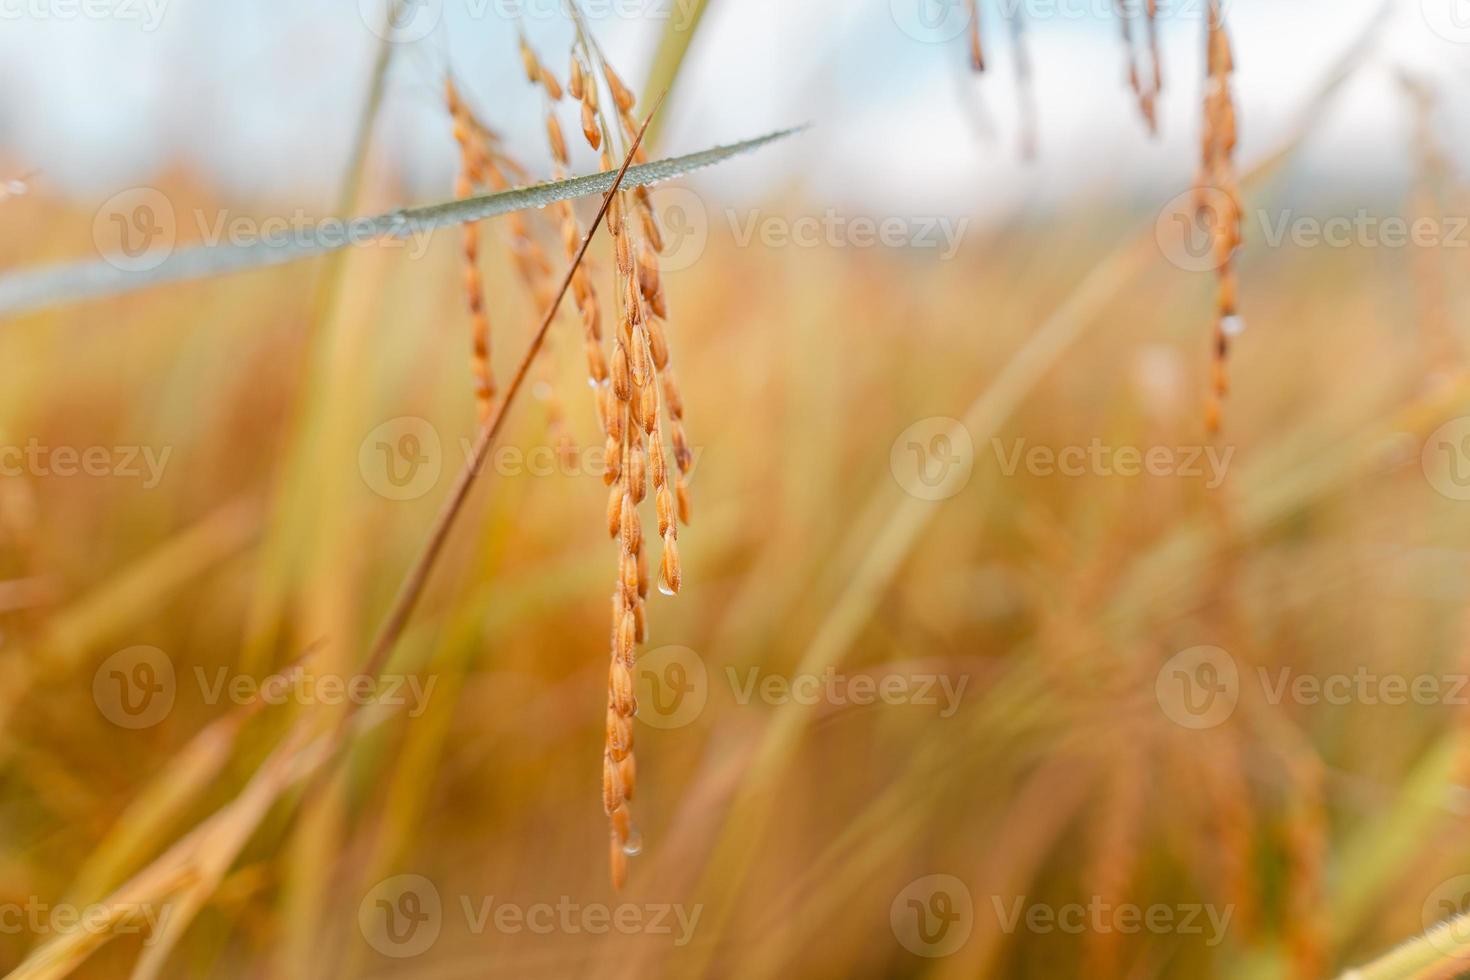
[1082,746,1145,978]
[967,0,984,72]
[447,79,497,419]
[1195,0,1242,433]
[1117,0,1162,133]
[526,8,694,887]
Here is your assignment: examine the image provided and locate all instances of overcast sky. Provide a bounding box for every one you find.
[0,0,1465,222]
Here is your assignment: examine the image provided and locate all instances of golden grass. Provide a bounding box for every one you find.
[3,2,1468,977]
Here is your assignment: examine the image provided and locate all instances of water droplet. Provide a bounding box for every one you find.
[657,582,674,596]
[1221,314,1245,337]
[622,828,643,856]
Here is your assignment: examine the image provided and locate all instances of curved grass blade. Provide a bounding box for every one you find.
[0,126,803,317]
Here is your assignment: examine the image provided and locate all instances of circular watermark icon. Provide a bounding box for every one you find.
[890,0,972,44]
[1155,645,1238,730]
[891,874,974,958]
[359,0,442,42]
[650,186,709,273]
[93,187,176,273]
[1422,418,1470,502]
[359,417,442,501]
[1423,0,1470,43]
[359,874,443,958]
[1156,186,1236,273]
[1422,875,1470,957]
[93,646,176,729]
[635,645,708,729]
[890,417,974,501]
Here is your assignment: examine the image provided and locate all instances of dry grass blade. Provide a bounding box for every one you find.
[0,127,799,317]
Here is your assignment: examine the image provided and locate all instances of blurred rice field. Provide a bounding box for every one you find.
[3,9,1470,977]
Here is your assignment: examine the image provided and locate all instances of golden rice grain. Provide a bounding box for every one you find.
[660,533,681,594]
[604,61,636,111]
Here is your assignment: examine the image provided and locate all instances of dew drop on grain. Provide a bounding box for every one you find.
[622,827,643,856]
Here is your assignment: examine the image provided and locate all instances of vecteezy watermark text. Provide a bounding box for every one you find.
[358,0,705,44]
[992,438,1233,489]
[0,0,167,30]
[93,646,437,729]
[727,210,968,260]
[93,187,435,273]
[1155,645,1470,730]
[726,666,968,718]
[0,439,170,488]
[990,896,1234,946]
[0,897,173,945]
[358,875,701,958]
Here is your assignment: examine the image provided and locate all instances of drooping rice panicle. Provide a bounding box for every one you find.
[1195,0,1241,433]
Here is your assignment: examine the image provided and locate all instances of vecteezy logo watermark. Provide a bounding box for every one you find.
[1155,186,1239,274]
[990,896,1234,946]
[728,210,968,261]
[492,0,703,27]
[727,667,969,717]
[1158,192,1470,273]
[92,188,435,273]
[992,438,1233,488]
[892,0,1217,43]
[360,417,443,501]
[1423,417,1470,501]
[360,875,442,958]
[359,0,442,43]
[193,664,436,718]
[1422,875,1470,958]
[1254,211,1470,252]
[641,191,969,271]
[634,647,970,728]
[358,875,702,957]
[1154,646,1239,730]
[1422,0,1470,44]
[93,646,176,729]
[92,187,176,273]
[890,0,972,44]
[357,0,701,42]
[359,419,700,502]
[0,0,168,30]
[1156,646,1470,730]
[634,645,708,730]
[455,437,705,482]
[891,875,974,957]
[92,648,437,728]
[0,897,174,945]
[646,186,708,273]
[891,417,975,502]
[0,439,172,488]
[1002,0,1222,16]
